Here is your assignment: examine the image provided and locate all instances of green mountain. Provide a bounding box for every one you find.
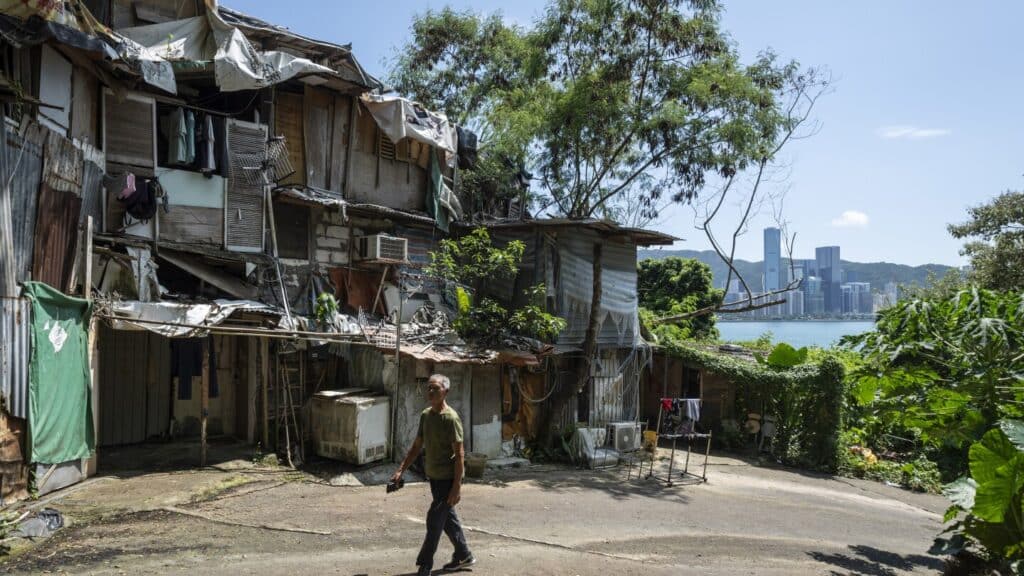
[639,249,955,291]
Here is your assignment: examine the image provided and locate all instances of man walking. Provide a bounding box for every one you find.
[392,374,475,575]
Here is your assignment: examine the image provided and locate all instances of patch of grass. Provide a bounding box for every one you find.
[191,475,256,503]
[838,451,942,493]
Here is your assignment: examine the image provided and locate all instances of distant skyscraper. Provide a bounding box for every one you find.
[764,227,781,292]
[787,289,805,316]
[816,246,842,314]
[842,282,873,314]
[803,276,825,315]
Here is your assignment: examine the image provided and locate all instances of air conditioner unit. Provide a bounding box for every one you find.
[607,422,641,452]
[356,234,408,261]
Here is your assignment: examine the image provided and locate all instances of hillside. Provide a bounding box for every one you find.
[639,249,955,290]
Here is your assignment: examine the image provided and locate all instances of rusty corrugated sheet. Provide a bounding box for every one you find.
[5,123,46,289]
[32,183,82,289]
[0,298,30,419]
[0,119,14,296]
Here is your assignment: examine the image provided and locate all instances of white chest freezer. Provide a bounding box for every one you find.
[311,388,390,465]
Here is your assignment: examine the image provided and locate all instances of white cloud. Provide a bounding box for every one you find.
[831,210,869,228]
[877,125,951,140]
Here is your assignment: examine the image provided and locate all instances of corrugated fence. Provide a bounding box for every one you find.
[0,298,30,419]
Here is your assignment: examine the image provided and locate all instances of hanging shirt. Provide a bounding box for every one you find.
[161,107,189,165]
[184,110,196,164]
[198,114,216,174]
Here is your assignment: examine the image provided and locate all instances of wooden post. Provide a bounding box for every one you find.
[84,216,93,299]
[201,337,210,467]
[247,338,258,444]
[84,216,98,477]
[392,278,402,461]
[261,337,269,450]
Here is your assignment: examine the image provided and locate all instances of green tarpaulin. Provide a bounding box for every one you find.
[24,282,94,464]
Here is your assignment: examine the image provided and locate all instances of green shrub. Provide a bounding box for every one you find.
[932,420,1024,568]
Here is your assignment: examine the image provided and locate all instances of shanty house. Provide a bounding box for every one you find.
[0,0,677,504]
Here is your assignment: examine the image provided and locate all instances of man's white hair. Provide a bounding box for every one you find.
[428,373,450,391]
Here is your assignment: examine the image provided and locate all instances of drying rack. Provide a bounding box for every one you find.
[641,397,712,487]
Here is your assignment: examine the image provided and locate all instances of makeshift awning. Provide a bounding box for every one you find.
[395,344,545,367]
[107,299,281,338]
[0,0,177,94]
[361,94,457,160]
[118,0,338,92]
[275,187,347,210]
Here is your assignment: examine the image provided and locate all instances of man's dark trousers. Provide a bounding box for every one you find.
[416,478,470,570]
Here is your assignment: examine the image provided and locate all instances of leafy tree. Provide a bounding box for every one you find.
[638,257,721,340]
[426,228,566,344]
[844,288,1024,470]
[900,269,967,302]
[949,191,1024,291]
[390,0,826,223]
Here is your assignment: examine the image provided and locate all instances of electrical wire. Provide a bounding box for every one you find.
[513,360,561,404]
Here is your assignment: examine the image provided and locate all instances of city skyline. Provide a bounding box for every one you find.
[716,228,908,318]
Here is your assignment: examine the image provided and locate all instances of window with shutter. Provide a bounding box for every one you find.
[225,119,267,253]
[103,91,156,168]
[377,130,397,161]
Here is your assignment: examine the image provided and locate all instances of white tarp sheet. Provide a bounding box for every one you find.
[361,94,457,162]
[118,1,335,92]
[0,0,177,93]
[108,299,280,337]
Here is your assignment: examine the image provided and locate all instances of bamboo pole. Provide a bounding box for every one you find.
[97,314,369,341]
[201,337,210,467]
[264,184,292,326]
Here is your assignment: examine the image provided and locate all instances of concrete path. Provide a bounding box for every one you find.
[0,453,949,575]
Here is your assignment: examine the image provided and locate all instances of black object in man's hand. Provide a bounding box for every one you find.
[386,477,404,493]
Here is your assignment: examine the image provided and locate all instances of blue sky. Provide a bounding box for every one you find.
[225,1,1024,266]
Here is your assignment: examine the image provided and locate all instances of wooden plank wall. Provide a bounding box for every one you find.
[275,90,305,186]
[159,206,224,245]
[303,87,331,189]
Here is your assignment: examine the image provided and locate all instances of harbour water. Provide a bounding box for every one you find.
[716,320,875,349]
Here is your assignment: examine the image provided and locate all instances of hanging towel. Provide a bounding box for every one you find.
[684,399,701,422]
[660,398,673,412]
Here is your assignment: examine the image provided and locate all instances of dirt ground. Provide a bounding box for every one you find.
[0,446,949,575]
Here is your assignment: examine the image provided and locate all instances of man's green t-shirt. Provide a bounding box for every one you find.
[417,405,464,480]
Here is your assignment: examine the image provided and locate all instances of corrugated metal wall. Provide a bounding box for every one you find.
[0,298,30,419]
[588,346,649,427]
[6,124,45,288]
[394,224,445,297]
[488,228,537,305]
[98,326,171,446]
[557,232,639,347]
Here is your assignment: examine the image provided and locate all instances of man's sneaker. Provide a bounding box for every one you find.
[441,554,476,571]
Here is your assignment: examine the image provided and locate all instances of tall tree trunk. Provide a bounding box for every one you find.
[576,242,603,424]
[542,241,603,450]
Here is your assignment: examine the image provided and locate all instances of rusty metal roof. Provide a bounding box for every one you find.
[465,218,678,246]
